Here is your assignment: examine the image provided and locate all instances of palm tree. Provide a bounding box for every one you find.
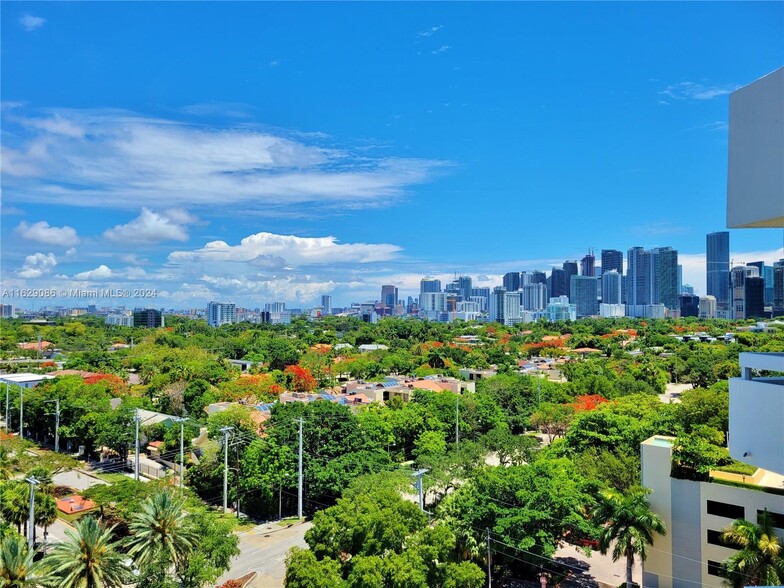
[45,516,128,588]
[720,509,784,587]
[0,535,46,587]
[592,486,667,588]
[125,490,196,572]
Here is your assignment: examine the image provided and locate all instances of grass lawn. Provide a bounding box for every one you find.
[277,517,302,527]
[95,472,132,483]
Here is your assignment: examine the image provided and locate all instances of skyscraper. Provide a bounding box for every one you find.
[530,270,547,285]
[502,272,521,292]
[381,285,398,308]
[548,268,567,298]
[601,270,623,304]
[773,260,784,316]
[521,283,547,311]
[420,278,441,303]
[706,231,730,313]
[456,275,472,301]
[650,247,679,310]
[626,247,650,309]
[580,251,596,277]
[731,265,759,319]
[563,260,578,287]
[321,295,332,315]
[601,249,623,274]
[570,276,598,317]
[744,276,765,318]
[489,287,521,325]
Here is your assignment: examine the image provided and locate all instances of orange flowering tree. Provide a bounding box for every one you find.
[572,394,610,413]
[284,365,318,393]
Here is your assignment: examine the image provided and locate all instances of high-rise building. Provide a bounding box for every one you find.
[679,294,700,318]
[744,276,765,318]
[456,276,472,301]
[773,260,784,316]
[706,231,730,313]
[546,296,576,322]
[208,301,236,327]
[420,278,441,295]
[748,261,774,306]
[563,261,578,288]
[570,276,598,317]
[264,302,286,313]
[626,247,650,314]
[502,272,521,292]
[548,268,567,298]
[134,308,165,328]
[0,304,14,318]
[601,270,623,304]
[698,295,717,319]
[489,286,521,325]
[580,251,595,277]
[650,247,679,310]
[321,295,332,316]
[521,283,547,311]
[530,270,547,285]
[731,265,759,319]
[601,249,623,274]
[381,285,398,308]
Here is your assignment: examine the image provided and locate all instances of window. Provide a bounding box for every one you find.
[758,509,784,529]
[707,561,723,577]
[706,529,726,547]
[706,500,744,519]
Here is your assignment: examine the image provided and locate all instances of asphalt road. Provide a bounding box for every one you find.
[217,520,312,588]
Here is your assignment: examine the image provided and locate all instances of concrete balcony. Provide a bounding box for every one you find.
[728,352,784,475]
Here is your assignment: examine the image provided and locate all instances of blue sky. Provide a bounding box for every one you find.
[2,2,783,308]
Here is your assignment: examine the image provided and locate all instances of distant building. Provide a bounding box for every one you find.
[580,252,595,277]
[321,295,332,316]
[699,295,717,319]
[381,285,398,309]
[548,267,567,299]
[707,231,730,314]
[264,302,286,313]
[601,270,623,305]
[680,294,700,318]
[502,272,521,292]
[570,276,598,317]
[420,278,441,294]
[521,283,547,311]
[650,247,679,310]
[744,276,765,319]
[773,259,784,316]
[599,303,625,318]
[1,304,15,318]
[106,312,133,327]
[601,249,623,274]
[456,275,472,301]
[563,261,578,289]
[546,296,576,322]
[133,308,164,328]
[207,301,236,327]
[489,287,521,326]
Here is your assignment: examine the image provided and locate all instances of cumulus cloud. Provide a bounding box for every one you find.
[418,25,443,37]
[73,264,114,280]
[103,207,193,244]
[167,232,402,267]
[2,108,448,214]
[16,220,80,247]
[19,14,46,31]
[18,252,57,278]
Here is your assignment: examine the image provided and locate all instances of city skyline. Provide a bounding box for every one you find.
[2,3,783,307]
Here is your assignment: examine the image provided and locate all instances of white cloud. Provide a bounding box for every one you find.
[432,45,451,55]
[16,220,80,247]
[659,81,738,101]
[65,247,76,257]
[2,108,448,213]
[19,14,45,31]
[103,208,193,244]
[18,252,57,278]
[73,264,114,280]
[167,231,402,267]
[418,25,443,37]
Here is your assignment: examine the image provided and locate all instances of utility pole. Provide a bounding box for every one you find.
[486,527,492,588]
[174,417,188,491]
[26,477,39,550]
[19,387,24,440]
[4,382,9,433]
[134,409,141,481]
[220,427,232,514]
[455,394,460,449]
[297,418,303,519]
[411,468,429,512]
[45,399,60,452]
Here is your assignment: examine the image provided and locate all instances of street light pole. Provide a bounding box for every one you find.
[486,527,492,588]
[174,417,188,491]
[45,399,60,452]
[297,418,304,519]
[26,477,39,550]
[220,427,232,514]
[134,409,141,481]
[19,387,24,440]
